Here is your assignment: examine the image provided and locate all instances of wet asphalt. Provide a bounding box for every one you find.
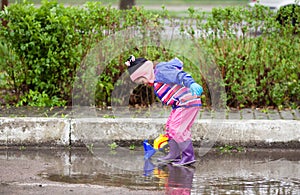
[1,147,300,195]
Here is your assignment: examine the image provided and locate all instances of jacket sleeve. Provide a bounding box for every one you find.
[155,58,195,87]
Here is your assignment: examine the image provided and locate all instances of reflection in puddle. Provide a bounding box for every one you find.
[161,164,195,194]
[2,148,300,194]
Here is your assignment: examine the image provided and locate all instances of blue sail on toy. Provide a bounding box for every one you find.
[143,140,156,160]
[143,135,169,160]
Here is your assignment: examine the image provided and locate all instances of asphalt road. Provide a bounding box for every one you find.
[0,148,162,195]
[1,147,300,195]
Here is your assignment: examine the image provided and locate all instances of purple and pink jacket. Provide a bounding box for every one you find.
[153,58,202,109]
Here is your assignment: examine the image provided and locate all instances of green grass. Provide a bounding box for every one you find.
[12,0,248,6]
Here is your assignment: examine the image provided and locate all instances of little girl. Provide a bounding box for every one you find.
[125,55,203,166]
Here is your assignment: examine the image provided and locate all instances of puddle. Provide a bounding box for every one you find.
[1,148,300,194]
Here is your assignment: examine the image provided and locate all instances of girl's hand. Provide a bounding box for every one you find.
[190,83,203,96]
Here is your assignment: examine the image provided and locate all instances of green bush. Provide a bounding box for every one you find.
[0,0,164,107]
[186,5,300,108]
[0,1,299,109]
[0,1,81,106]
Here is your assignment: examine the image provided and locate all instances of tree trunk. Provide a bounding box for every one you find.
[119,0,135,10]
[1,0,8,26]
[1,0,8,10]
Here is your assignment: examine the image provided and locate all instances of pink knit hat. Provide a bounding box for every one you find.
[125,55,154,83]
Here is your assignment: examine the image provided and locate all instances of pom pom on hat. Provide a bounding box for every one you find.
[125,55,135,66]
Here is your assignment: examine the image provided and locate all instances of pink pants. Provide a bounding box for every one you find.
[165,107,200,143]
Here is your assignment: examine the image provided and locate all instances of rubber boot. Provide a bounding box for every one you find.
[157,139,181,163]
[172,140,196,166]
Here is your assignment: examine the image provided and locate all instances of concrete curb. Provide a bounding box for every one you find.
[0,117,70,146]
[0,117,299,148]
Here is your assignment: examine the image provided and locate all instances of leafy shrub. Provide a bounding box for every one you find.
[186,5,300,108]
[0,1,299,109]
[0,0,162,107]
